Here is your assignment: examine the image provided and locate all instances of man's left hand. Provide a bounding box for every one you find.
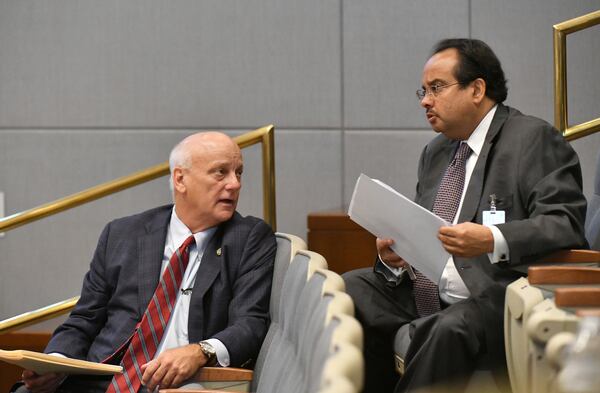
[140,344,207,391]
[438,222,494,257]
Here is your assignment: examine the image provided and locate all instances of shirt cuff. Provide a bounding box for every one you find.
[205,338,230,367]
[487,225,510,263]
[48,352,67,358]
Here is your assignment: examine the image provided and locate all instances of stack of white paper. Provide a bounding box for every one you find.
[348,174,449,284]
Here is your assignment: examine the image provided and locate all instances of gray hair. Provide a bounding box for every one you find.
[168,138,193,194]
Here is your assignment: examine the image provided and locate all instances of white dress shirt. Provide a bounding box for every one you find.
[382,105,510,304]
[154,208,230,366]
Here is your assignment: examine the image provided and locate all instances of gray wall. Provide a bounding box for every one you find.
[1,1,599,320]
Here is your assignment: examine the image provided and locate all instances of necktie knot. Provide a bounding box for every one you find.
[454,142,472,164]
[180,235,196,253]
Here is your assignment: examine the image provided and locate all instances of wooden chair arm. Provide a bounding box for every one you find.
[534,249,600,264]
[158,367,253,393]
[192,366,253,382]
[528,266,600,285]
[158,389,235,393]
[554,287,600,308]
[575,308,600,317]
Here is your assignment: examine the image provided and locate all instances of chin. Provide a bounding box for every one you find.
[215,210,235,223]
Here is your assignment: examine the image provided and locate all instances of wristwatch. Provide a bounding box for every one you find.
[198,340,217,366]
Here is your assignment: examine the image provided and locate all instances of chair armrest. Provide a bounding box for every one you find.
[158,389,235,393]
[534,249,600,264]
[158,367,253,393]
[528,266,600,285]
[575,308,600,317]
[554,287,600,308]
[192,366,253,382]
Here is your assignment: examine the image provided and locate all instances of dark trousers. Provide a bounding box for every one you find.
[343,267,490,393]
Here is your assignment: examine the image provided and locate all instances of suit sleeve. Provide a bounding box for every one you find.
[211,220,276,366]
[497,124,588,264]
[44,223,113,359]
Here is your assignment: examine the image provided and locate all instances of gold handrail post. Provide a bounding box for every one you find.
[553,26,567,133]
[262,126,276,231]
[553,10,600,141]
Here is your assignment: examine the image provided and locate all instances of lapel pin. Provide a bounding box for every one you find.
[216,248,222,256]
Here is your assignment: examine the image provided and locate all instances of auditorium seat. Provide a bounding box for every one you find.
[160,248,364,393]
[252,232,307,384]
[505,258,600,393]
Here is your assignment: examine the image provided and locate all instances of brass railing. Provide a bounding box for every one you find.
[554,9,600,140]
[0,125,276,334]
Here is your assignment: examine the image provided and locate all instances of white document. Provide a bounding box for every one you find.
[348,174,450,284]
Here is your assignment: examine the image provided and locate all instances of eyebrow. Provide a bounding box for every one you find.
[422,78,446,88]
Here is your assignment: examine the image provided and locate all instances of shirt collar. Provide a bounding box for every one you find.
[169,207,217,252]
[464,104,497,157]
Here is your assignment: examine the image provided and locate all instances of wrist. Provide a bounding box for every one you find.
[197,340,217,366]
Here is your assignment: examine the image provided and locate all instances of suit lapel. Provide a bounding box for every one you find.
[192,229,224,300]
[137,208,171,318]
[458,105,508,223]
[188,227,224,340]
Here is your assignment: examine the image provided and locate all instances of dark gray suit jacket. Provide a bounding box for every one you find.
[414,104,587,364]
[45,205,277,367]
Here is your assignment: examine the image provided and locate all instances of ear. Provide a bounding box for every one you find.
[172,167,186,193]
[472,78,486,104]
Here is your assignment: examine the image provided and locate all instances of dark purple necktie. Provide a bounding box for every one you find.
[413,142,472,317]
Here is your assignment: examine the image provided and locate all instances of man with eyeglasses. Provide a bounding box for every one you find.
[344,38,587,393]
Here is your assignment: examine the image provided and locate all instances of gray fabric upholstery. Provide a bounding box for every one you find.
[585,152,600,250]
[278,272,328,393]
[252,234,295,390]
[270,234,294,321]
[308,315,341,392]
[253,253,310,392]
[394,323,412,359]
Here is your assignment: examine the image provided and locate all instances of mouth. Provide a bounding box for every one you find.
[426,111,437,121]
[218,198,236,207]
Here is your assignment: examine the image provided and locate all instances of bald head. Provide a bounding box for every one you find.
[169,132,243,232]
[169,132,240,176]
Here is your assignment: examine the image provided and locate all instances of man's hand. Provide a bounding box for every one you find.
[438,222,494,257]
[376,238,408,269]
[141,344,207,391]
[22,370,65,393]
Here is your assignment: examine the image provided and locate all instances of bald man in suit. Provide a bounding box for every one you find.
[17,132,276,393]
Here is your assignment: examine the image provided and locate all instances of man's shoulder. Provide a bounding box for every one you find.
[502,105,554,133]
[223,212,273,236]
[498,105,572,149]
[107,204,172,232]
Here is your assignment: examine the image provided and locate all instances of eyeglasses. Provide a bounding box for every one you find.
[416,82,461,101]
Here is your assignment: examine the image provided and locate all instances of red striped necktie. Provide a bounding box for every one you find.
[413,142,472,317]
[106,235,196,393]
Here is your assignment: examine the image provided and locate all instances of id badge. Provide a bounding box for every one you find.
[482,210,505,226]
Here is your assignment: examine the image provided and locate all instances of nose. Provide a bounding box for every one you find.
[420,93,433,109]
[225,172,241,190]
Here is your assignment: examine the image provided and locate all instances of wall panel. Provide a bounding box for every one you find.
[0,0,341,128]
[471,0,600,124]
[343,0,469,128]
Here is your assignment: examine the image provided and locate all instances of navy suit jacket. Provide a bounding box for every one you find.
[45,205,277,367]
[414,104,587,364]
